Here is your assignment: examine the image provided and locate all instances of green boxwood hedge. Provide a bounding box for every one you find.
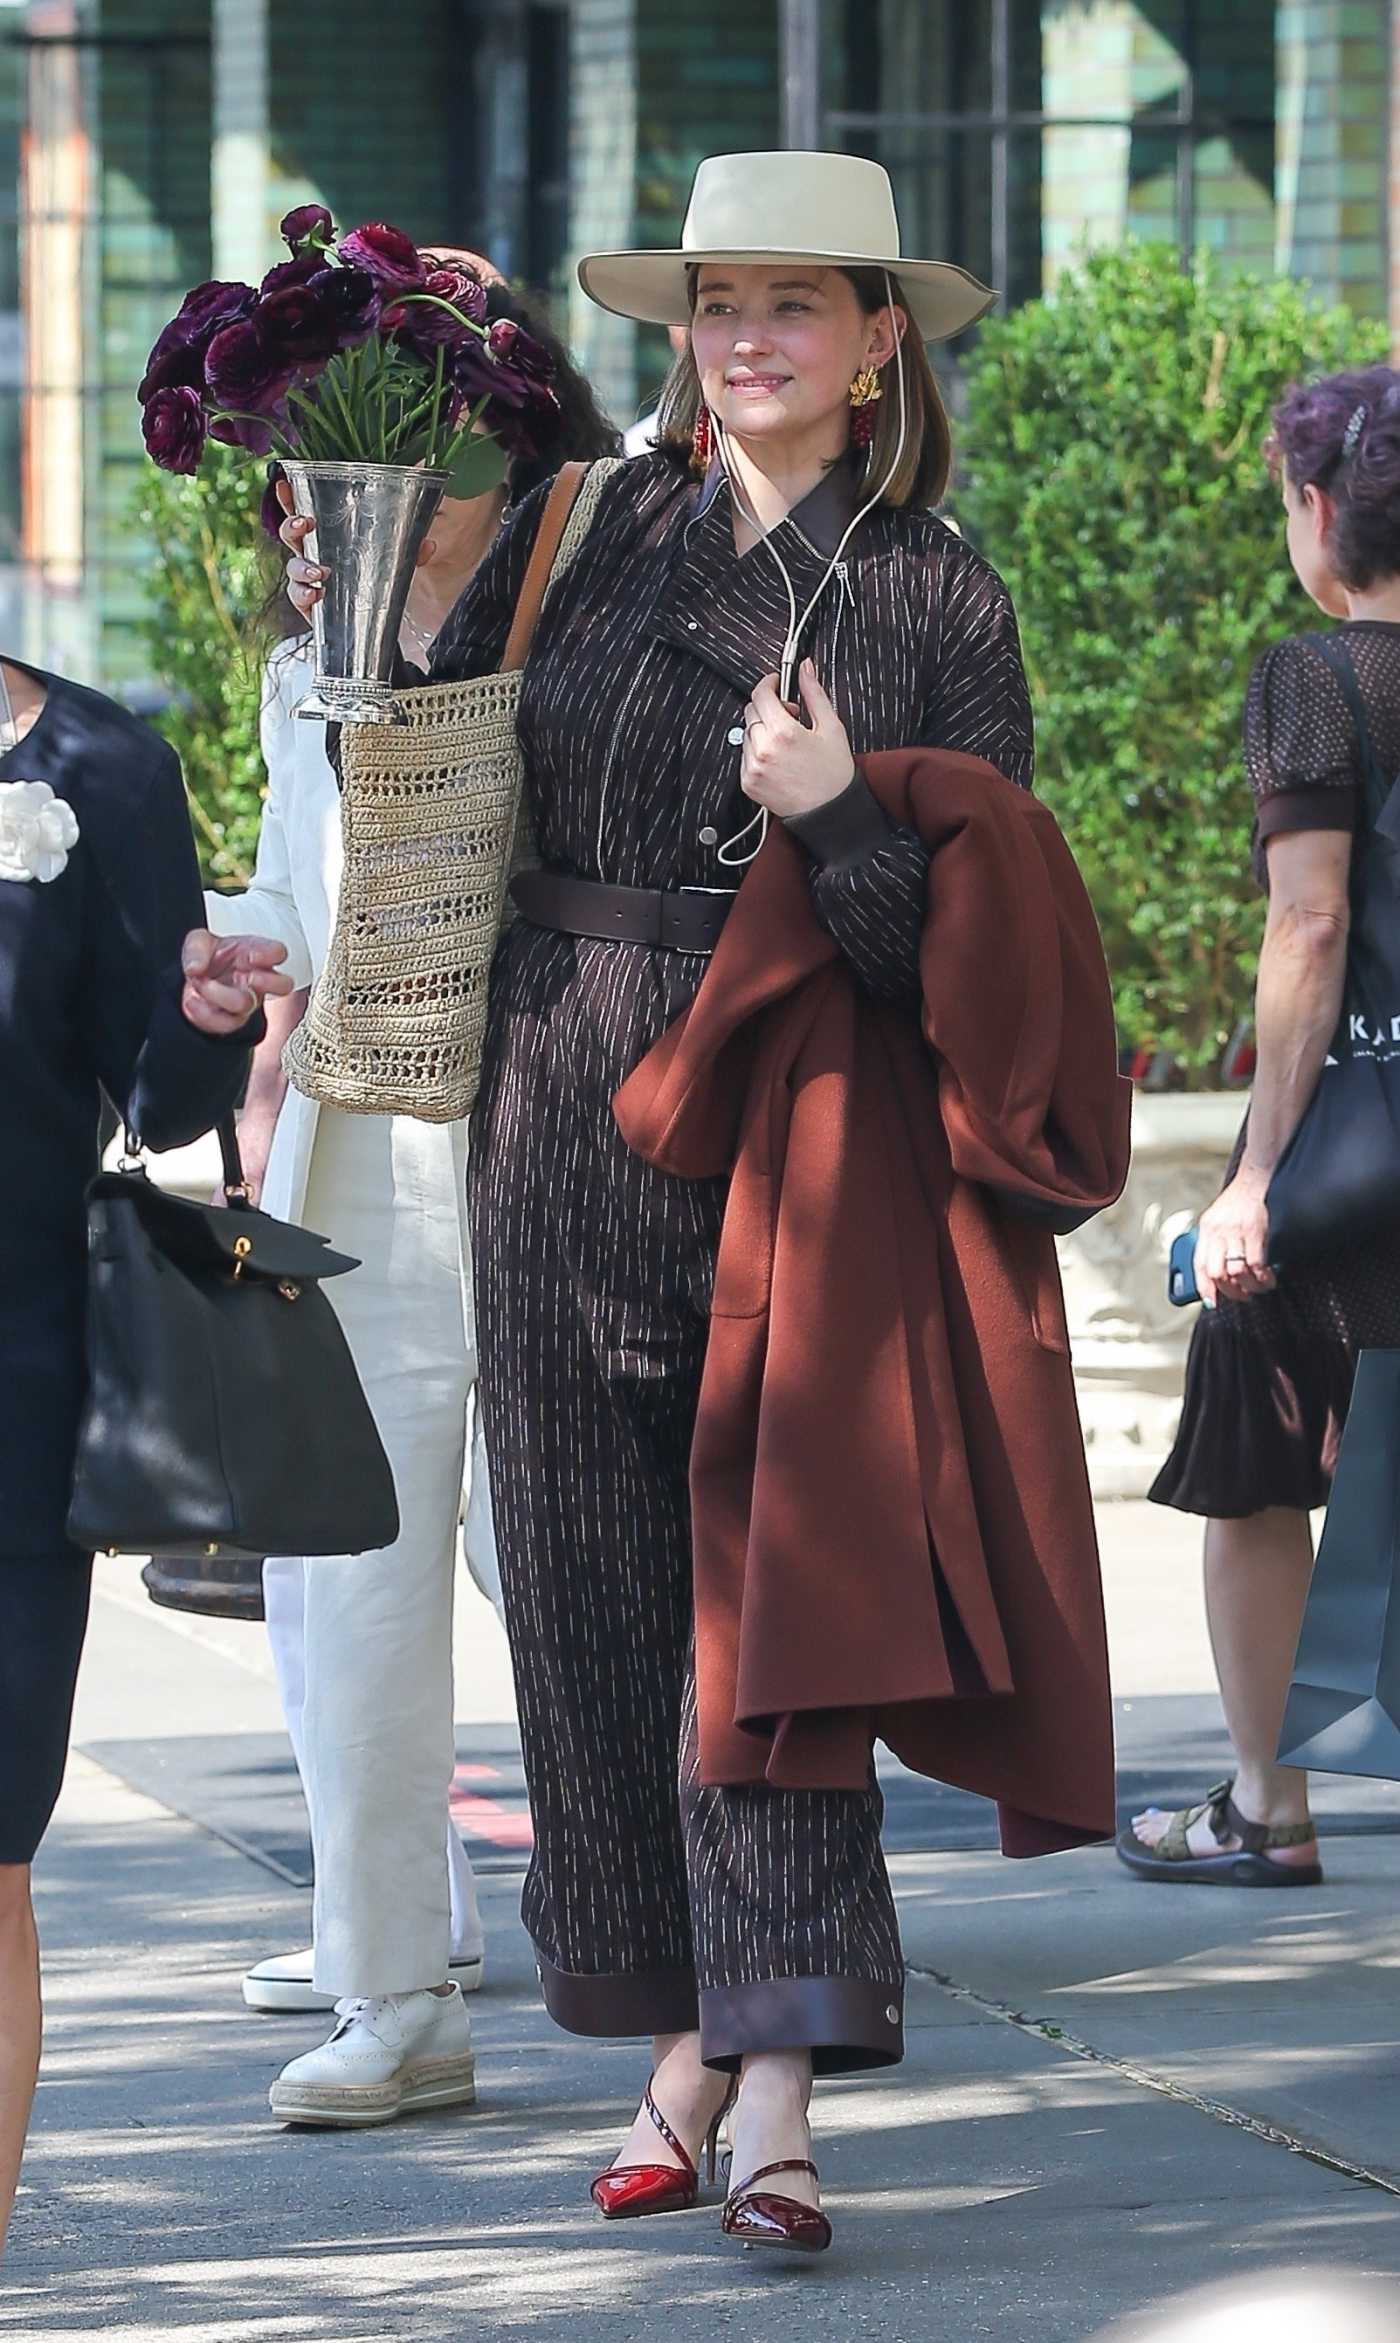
[131,449,275,889]
[958,242,1387,1083]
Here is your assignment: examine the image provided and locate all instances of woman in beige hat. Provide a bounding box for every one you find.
[285,148,1035,2255]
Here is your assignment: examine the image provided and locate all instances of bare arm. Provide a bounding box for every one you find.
[223,984,307,1205]
[1196,829,1351,1307]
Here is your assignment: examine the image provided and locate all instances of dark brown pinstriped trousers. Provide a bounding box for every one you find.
[470,926,904,2074]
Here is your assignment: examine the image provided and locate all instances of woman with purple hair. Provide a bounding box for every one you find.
[1120,364,1400,1888]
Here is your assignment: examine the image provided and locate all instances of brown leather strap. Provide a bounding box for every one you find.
[511,867,736,954]
[501,460,589,673]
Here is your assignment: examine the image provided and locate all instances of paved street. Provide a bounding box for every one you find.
[8,1506,1400,2341]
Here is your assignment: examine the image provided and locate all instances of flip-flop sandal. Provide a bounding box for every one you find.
[1115,1777,1323,1887]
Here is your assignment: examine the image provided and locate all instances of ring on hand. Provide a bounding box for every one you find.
[1224,1253,1248,1266]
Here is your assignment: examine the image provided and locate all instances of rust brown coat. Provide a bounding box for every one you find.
[614,749,1132,1857]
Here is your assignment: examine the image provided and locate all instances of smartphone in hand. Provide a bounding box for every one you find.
[1168,1228,1201,1308]
[1168,1227,1280,1309]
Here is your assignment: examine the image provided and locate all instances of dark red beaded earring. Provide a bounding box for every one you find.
[691,401,714,476]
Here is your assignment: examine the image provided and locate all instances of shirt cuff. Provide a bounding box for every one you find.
[1255,784,1358,839]
[783,769,890,868]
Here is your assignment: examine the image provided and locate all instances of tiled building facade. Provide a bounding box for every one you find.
[3,0,1398,682]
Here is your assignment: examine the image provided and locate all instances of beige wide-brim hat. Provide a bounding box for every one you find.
[578,151,994,344]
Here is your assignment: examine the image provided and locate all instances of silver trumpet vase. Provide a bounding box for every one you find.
[281,459,449,725]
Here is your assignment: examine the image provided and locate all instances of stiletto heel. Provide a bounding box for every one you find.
[722,2156,833,2255]
[591,2075,738,2222]
[704,2083,737,2186]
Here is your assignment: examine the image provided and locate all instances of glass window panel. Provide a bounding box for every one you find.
[827,0,993,122]
[1195,125,1276,267]
[1041,0,1187,125]
[1041,120,1163,288]
[854,129,994,291]
[1194,3,1276,120]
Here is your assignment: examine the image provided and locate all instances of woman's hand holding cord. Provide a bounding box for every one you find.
[739,662,855,820]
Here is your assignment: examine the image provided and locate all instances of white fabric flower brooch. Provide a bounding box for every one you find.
[0,779,79,883]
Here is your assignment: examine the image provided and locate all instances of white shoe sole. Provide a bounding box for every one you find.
[244,1957,485,2015]
[269,2052,477,2128]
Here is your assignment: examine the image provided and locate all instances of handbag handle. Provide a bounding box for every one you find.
[216,1113,253,1204]
[121,1110,252,1206]
[1312,634,1389,829]
[501,461,590,673]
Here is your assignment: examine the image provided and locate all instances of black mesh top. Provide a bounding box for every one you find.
[1247,620,1400,860]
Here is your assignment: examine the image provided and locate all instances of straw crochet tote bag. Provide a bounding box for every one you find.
[283,456,623,1123]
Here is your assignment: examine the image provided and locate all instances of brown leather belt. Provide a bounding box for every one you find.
[510,868,737,954]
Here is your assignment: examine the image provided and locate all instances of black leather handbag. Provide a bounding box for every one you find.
[1267,635,1400,1263]
[68,1119,400,1562]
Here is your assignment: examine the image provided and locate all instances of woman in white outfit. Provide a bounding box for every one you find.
[205,264,621,2127]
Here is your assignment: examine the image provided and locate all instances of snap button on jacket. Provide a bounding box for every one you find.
[614,748,1132,1856]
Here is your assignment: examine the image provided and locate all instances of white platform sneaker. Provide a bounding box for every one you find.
[268,1985,476,2127]
[243,1947,484,2013]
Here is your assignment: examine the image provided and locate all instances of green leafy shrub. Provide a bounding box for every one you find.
[958,243,1387,1083]
[130,449,278,887]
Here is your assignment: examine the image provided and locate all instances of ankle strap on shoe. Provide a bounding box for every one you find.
[728,2158,819,2198]
[643,2080,696,2180]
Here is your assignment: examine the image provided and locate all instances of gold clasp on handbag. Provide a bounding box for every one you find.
[232,1235,253,1281]
[278,1280,302,1303]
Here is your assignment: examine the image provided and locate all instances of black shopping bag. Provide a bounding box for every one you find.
[1278,1348,1400,1780]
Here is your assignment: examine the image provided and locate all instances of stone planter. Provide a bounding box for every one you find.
[1059,1092,1243,1500]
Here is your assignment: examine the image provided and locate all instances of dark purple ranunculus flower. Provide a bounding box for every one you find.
[175,277,259,338]
[486,315,555,385]
[257,283,338,366]
[138,279,258,402]
[205,318,295,417]
[306,264,381,347]
[142,384,207,474]
[281,204,334,254]
[137,319,205,404]
[397,262,490,347]
[453,318,559,448]
[260,253,324,299]
[337,222,424,292]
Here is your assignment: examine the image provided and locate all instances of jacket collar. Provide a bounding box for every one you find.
[692,451,866,560]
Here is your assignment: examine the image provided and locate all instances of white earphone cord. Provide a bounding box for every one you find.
[713,267,911,868]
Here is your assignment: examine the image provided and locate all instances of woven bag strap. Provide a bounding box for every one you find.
[501,460,590,673]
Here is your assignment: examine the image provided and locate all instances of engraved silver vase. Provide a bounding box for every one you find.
[280,459,449,725]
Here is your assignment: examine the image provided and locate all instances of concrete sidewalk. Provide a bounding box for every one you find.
[8,1508,1400,2341]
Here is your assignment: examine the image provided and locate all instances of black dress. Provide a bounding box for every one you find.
[0,665,260,1861]
[1153,623,1400,1518]
[427,451,1033,2070]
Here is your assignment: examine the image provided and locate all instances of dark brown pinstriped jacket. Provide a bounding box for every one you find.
[615,748,1132,1858]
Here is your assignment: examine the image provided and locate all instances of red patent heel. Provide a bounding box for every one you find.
[590,2075,737,2222]
[722,2158,833,2255]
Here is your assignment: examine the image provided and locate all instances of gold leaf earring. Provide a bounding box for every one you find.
[849,365,883,451]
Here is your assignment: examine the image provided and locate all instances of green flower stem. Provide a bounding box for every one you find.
[427,343,446,469]
[206,408,297,461]
[318,357,367,459]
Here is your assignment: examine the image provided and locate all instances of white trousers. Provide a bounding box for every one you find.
[270,1106,498,1999]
